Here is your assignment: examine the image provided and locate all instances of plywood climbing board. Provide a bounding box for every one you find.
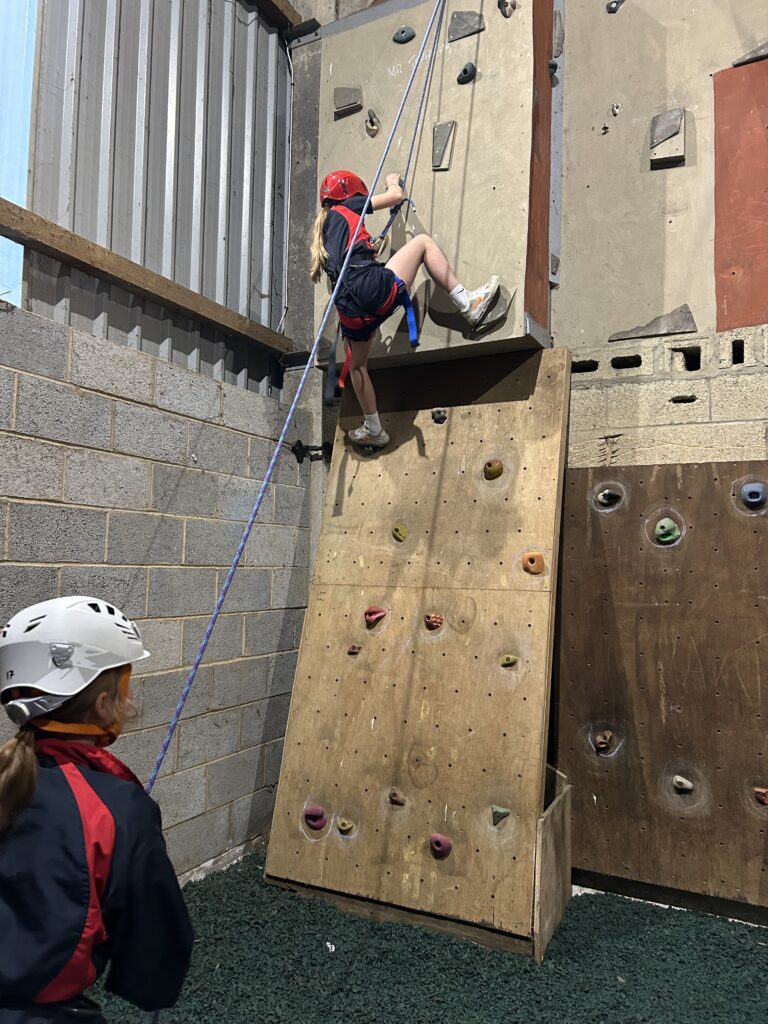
[556,463,768,908]
[266,350,571,955]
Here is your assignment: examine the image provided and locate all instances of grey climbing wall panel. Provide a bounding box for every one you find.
[314,0,556,365]
[556,462,768,907]
[267,349,571,950]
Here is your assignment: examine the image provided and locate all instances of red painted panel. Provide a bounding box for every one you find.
[524,0,554,332]
[714,60,768,332]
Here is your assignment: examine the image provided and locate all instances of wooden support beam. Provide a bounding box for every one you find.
[0,197,293,357]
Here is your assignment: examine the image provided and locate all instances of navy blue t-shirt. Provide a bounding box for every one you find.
[323,198,395,318]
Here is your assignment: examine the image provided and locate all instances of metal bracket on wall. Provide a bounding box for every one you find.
[448,11,485,43]
[432,121,457,171]
[524,312,553,349]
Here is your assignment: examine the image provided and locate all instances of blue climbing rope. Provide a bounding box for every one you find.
[370,1,446,246]
[145,0,448,796]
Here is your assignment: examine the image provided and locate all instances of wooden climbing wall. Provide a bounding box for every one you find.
[267,350,570,940]
[556,463,768,907]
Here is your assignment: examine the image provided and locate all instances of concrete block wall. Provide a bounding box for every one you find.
[0,300,316,873]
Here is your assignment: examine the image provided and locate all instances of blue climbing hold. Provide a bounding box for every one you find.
[740,481,767,511]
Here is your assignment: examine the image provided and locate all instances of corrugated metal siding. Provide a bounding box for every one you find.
[25,0,291,392]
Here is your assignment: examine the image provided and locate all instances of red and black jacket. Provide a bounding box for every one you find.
[0,740,193,1021]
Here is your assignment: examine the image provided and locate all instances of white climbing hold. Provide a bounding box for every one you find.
[673,774,693,793]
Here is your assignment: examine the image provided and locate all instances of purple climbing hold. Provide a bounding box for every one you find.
[304,805,327,831]
[430,833,453,859]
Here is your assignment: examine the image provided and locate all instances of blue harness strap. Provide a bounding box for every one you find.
[393,273,419,348]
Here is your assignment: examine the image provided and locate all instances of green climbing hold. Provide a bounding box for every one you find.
[499,654,518,669]
[393,25,415,44]
[392,522,408,543]
[337,818,356,835]
[491,805,511,827]
[654,517,681,545]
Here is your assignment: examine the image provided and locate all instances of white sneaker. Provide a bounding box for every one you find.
[464,276,500,328]
[348,424,390,448]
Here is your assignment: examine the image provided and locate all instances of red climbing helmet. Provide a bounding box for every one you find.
[319,169,368,205]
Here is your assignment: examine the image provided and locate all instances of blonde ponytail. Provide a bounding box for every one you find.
[309,207,330,283]
[0,728,37,833]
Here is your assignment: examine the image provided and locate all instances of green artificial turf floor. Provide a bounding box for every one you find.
[100,854,767,1024]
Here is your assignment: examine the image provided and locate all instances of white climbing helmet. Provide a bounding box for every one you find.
[0,596,150,727]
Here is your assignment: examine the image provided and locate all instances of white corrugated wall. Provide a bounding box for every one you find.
[24,0,292,391]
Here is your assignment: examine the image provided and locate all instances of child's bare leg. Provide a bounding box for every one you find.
[386,234,458,292]
[347,340,377,416]
[386,233,499,326]
[346,338,389,447]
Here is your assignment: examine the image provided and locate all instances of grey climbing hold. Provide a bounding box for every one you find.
[550,253,560,277]
[432,121,457,172]
[393,25,415,44]
[612,103,622,116]
[365,109,380,138]
[650,108,686,168]
[448,11,485,43]
[740,482,768,511]
[733,41,768,68]
[432,408,447,424]
[654,517,681,545]
[606,0,625,11]
[673,775,693,793]
[333,87,363,120]
[457,62,476,85]
[498,0,516,16]
[650,108,684,149]
[492,805,511,827]
[553,11,565,58]
[608,303,697,342]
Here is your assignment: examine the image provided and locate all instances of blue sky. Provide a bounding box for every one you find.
[0,0,38,306]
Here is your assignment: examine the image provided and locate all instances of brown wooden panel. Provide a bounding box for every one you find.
[524,0,554,331]
[533,771,571,961]
[266,350,570,939]
[317,352,568,594]
[556,463,768,906]
[715,62,768,332]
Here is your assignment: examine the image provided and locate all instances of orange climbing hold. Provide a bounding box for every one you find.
[424,613,444,631]
[522,550,545,574]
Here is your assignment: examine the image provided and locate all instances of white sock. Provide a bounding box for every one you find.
[364,412,382,434]
[449,283,470,313]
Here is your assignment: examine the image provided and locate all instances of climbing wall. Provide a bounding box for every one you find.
[314,0,555,364]
[266,349,570,941]
[556,463,768,906]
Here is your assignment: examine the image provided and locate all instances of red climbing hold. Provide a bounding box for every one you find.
[364,606,387,628]
[304,805,327,831]
[430,833,453,859]
[424,613,444,631]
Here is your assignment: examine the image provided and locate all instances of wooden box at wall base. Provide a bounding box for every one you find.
[266,350,572,960]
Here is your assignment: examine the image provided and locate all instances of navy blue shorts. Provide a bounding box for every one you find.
[336,267,407,342]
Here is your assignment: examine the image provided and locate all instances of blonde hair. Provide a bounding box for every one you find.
[0,667,127,833]
[309,206,330,283]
